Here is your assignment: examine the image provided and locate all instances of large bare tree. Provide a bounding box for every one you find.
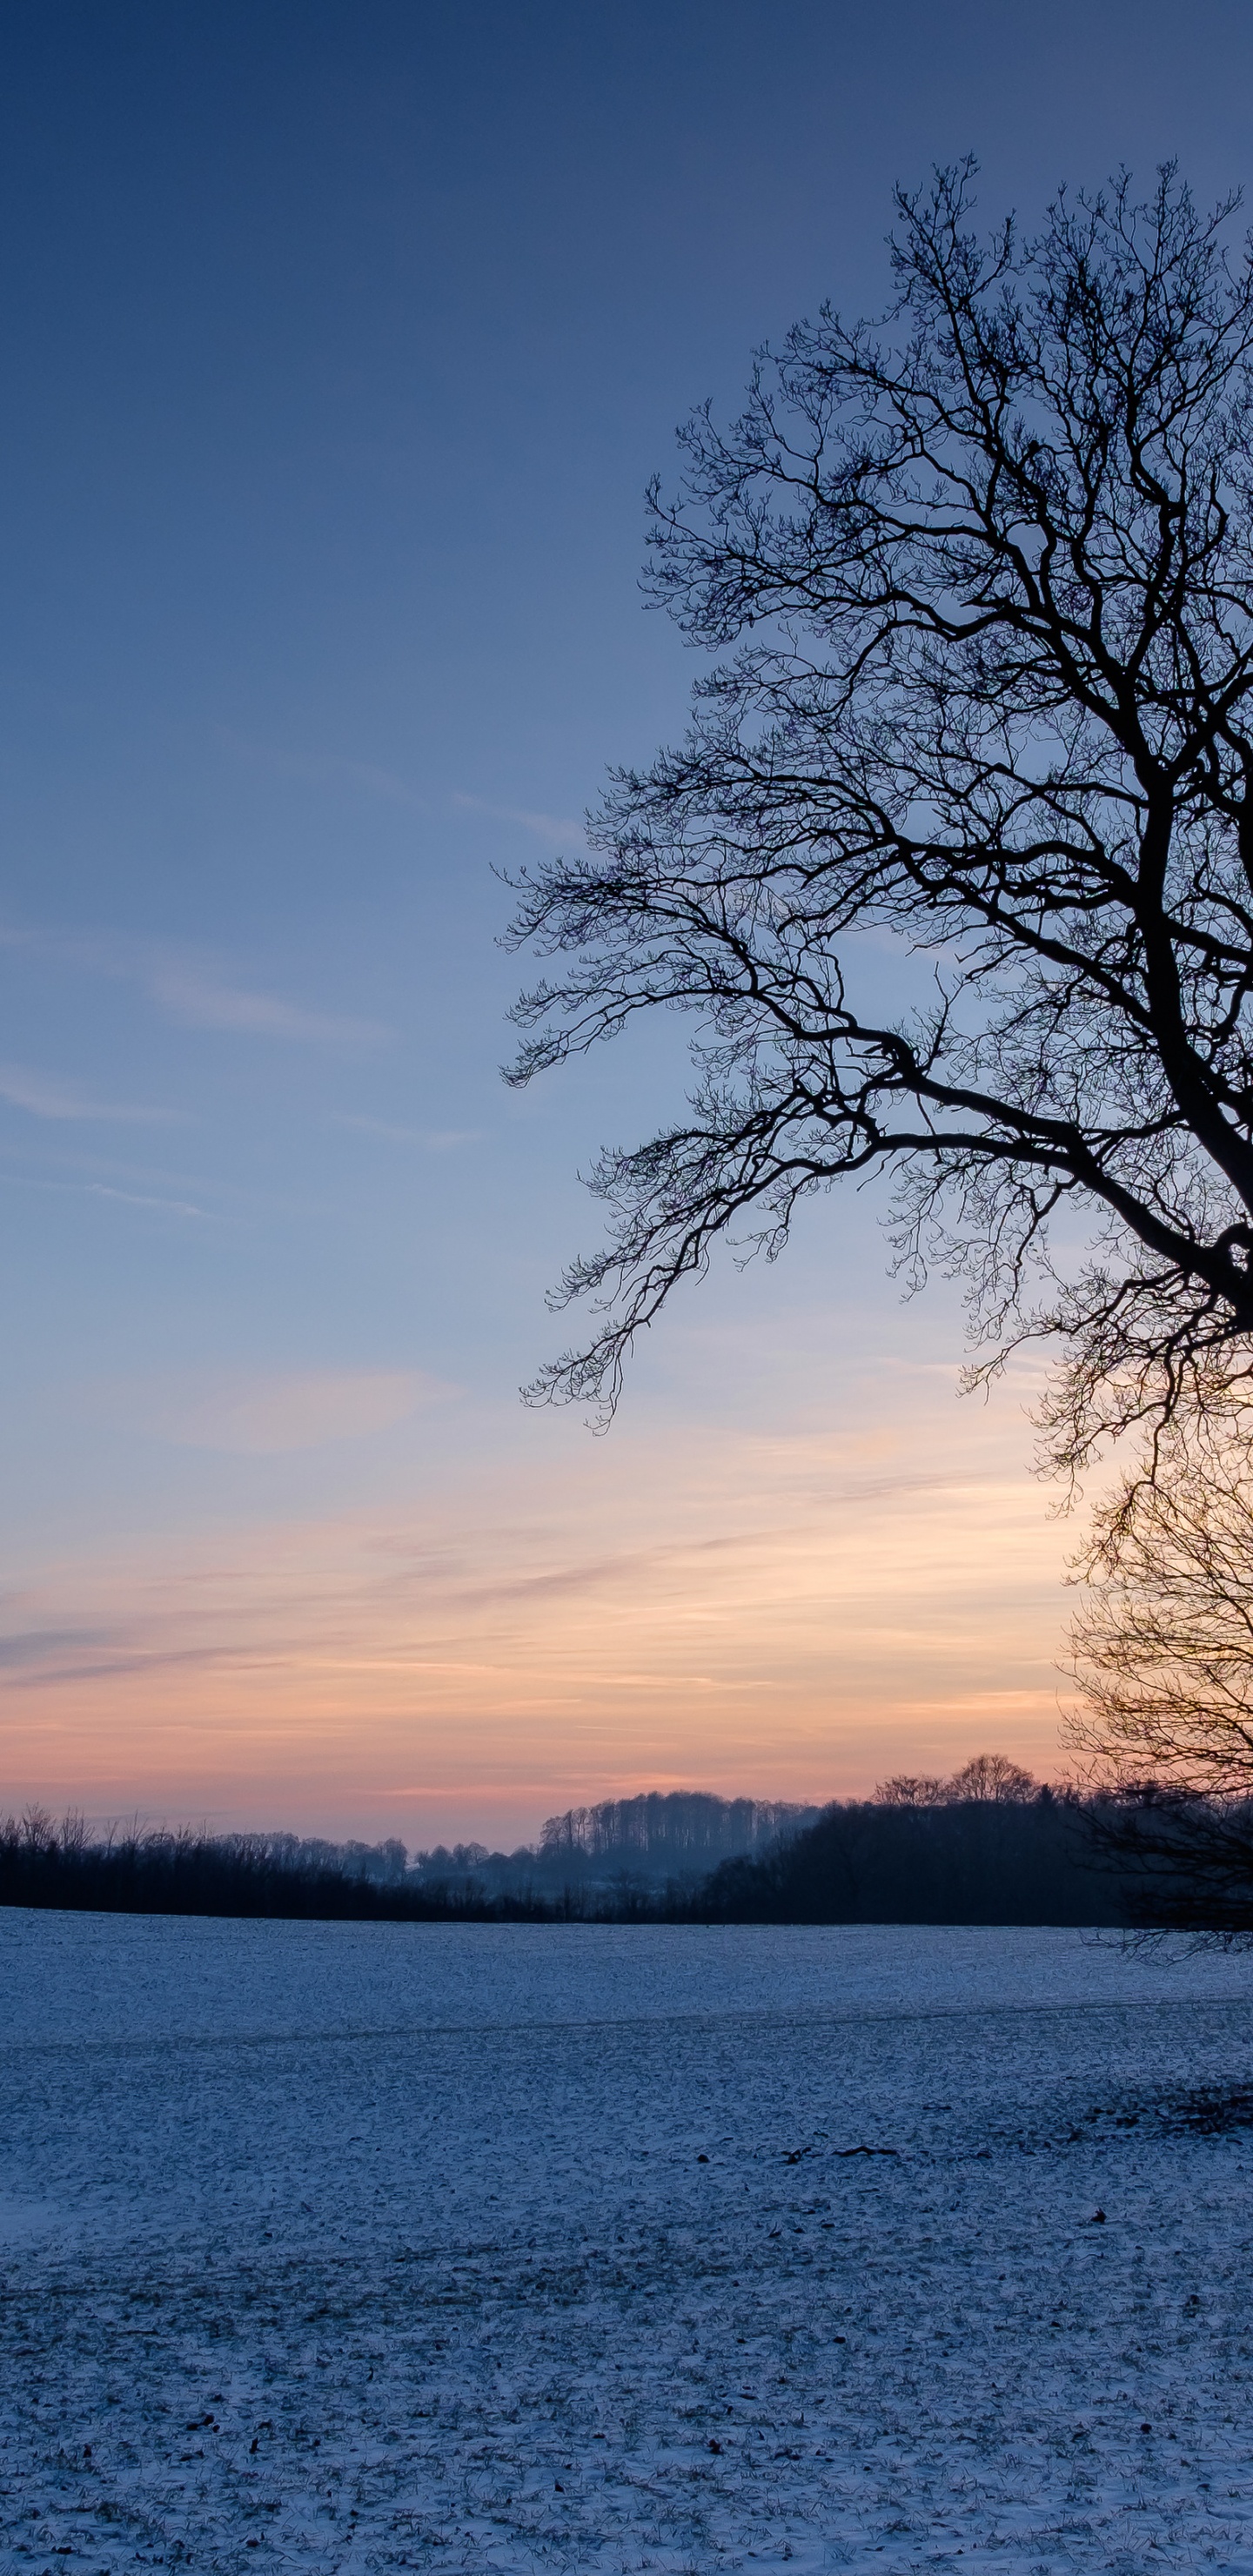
[509,164,1253,1464]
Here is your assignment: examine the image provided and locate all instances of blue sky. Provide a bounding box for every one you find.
[2,0,1250,1837]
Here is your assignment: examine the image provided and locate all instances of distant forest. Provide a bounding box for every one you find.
[0,1773,1168,1927]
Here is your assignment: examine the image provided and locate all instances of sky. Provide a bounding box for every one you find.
[2,0,1251,1845]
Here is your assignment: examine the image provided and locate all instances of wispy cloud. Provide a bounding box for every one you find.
[86,1184,205,1218]
[331,1114,483,1150]
[450,793,587,850]
[0,1141,228,1217]
[144,1367,453,1454]
[0,919,392,1050]
[151,972,387,1047]
[0,1626,119,1671]
[0,1064,178,1124]
[228,755,587,844]
[217,732,435,817]
[338,760,431,814]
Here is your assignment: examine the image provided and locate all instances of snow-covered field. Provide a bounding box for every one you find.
[3,1915,1253,2573]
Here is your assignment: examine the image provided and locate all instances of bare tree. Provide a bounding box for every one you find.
[1067,1402,1253,1929]
[1069,1405,1253,1793]
[948,1753,1038,1802]
[509,164,1253,1466]
[877,1754,1037,1803]
[876,1773,951,1807]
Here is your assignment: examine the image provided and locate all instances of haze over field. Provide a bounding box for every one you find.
[3,0,1251,1837]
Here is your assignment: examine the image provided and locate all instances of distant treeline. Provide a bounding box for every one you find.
[0,1813,540,1922]
[698,1789,1128,1927]
[0,1771,1170,1925]
[539,1792,819,1868]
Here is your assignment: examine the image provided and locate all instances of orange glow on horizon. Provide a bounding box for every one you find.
[0,1352,1082,1847]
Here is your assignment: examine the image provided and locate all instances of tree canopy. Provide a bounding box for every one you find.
[510,164,1253,1467]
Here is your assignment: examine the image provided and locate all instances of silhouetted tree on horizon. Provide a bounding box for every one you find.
[878,1753,1039,1805]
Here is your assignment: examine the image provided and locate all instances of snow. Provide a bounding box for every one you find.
[2,1915,1253,2571]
